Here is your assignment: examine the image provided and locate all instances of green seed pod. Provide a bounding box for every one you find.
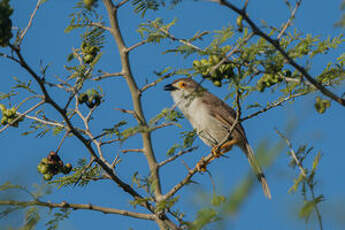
[37,163,49,174]
[213,80,222,87]
[200,59,208,65]
[1,117,7,125]
[0,0,13,47]
[62,163,72,174]
[322,99,331,108]
[89,46,99,56]
[0,104,5,111]
[10,107,16,115]
[7,117,13,124]
[83,0,96,9]
[41,158,49,165]
[78,93,88,104]
[236,15,243,32]
[315,96,321,104]
[83,54,94,64]
[193,60,201,67]
[209,55,220,64]
[3,109,11,118]
[43,173,53,181]
[283,69,292,78]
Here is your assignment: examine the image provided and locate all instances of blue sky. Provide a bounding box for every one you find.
[1,0,345,229]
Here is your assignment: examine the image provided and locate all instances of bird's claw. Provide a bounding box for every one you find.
[211,146,221,158]
[196,157,207,172]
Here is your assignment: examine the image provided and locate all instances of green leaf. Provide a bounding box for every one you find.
[190,207,218,230]
[299,195,324,220]
[23,207,40,230]
[211,194,226,207]
[45,208,71,230]
[311,152,321,173]
[288,172,305,193]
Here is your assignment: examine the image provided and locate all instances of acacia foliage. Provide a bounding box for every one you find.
[0,0,344,229]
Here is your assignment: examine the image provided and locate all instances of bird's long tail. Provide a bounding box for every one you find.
[242,142,271,199]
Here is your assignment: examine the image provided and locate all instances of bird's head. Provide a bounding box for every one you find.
[164,78,201,93]
[164,78,206,105]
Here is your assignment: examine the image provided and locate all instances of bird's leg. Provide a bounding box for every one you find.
[196,156,207,172]
[196,138,240,172]
[212,138,240,158]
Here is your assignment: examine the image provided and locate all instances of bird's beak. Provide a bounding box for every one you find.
[164,84,178,91]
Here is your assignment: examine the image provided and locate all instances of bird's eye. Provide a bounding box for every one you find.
[178,82,186,88]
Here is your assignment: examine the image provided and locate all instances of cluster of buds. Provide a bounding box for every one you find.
[37,151,72,181]
[78,88,102,108]
[81,41,100,64]
[256,73,284,92]
[193,55,234,87]
[0,104,24,127]
[0,0,13,47]
[314,96,331,114]
[83,0,97,10]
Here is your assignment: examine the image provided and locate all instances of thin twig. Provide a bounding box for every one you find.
[122,149,144,153]
[158,147,198,167]
[155,24,205,53]
[209,32,254,75]
[126,39,149,53]
[93,72,124,81]
[241,91,307,122]
[21,114,65,128]
[0,52,20,63]
[111,154,121,168]
[9,43,152,212]
[275,129,323,230]
[19,0,41,44]
[0,100,45,134]
[116,0,130,8]
[214,0,345,107]
[89,22,112,32]
[56,131,69,154]
[140,73,174,93]
[74,157,95,186]
[310,186,324,230]
[0,200,155,220]
[275,129,306,177]
[277,0,302,39]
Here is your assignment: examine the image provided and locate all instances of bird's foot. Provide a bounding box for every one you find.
[211,146,221,158]
[196,157,207,172]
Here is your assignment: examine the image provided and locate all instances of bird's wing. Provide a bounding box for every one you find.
[201,91,247,140]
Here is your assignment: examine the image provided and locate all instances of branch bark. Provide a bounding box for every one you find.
[102,0,162,199]
[214,0,345,107]
[0,200,155,220]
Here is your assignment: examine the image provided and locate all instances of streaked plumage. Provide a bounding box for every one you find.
[164,78,271,199]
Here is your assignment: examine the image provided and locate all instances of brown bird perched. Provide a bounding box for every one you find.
[164,78,271,199]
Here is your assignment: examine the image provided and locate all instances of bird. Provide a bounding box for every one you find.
[164,78,271,199]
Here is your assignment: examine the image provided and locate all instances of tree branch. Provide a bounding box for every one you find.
[0,100,45,134]
[213,0,345,107]
[0,200,155,220]
[18,0,41,45]
[241,91,307,122]
[93,71,124,81]
[158,147,198,167]
[8,43,154,217]
[102,0,162,200]
[277,0,302,39]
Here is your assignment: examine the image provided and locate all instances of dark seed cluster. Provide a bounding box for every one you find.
[37,151,72,181]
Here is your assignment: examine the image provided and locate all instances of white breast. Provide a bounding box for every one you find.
[171,91,225,146]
